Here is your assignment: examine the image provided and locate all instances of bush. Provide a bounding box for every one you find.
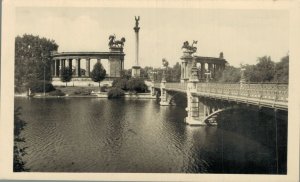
[100,85,108,92]
[107,88,125,99]
[48,89,65,96]
[126,78,148,93]
[112,78,128,91]
[27,81,55,93]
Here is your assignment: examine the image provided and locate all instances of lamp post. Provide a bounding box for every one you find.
[240,65,246,88]
[41,51,46,96]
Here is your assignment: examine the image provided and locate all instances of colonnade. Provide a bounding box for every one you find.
[51,57,125,78]
[180,52,227,82]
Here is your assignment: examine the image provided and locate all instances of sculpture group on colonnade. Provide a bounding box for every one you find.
[108,34,126,48]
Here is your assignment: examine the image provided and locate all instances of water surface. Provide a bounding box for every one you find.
[15,97,287,173]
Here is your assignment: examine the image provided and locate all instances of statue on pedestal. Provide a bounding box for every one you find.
[135,16,140,28]
[108,34,126,48]
[182,40,197,53]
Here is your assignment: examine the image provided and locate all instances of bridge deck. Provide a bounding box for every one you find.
[153,82,288,110]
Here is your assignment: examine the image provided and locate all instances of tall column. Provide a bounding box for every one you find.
[213,64,216,79]
[62,59,66,70]
[75,58,79,77]
[201,62,205,80]
[55,59,59,76]
[208,63,213,75]
[86,58,90,77]
[51,60,55,76]
[216,64,220,72]
[69,59,72,69]
[132,16,141,78]
[60,59,64,75]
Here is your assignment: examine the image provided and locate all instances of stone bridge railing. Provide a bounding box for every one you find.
[196,83,288,110]
[153,82,288,110]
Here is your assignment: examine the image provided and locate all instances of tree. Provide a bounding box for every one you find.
[60,67,73,86]
[218,65,241,83]
[244,56,275,82]
[121,69,132,79]
[112,78,128,91]
[274,55,289,83]
[171,62,181,82]
[15,34,58,90]
[14,107,29,172]
[91,62,106,91]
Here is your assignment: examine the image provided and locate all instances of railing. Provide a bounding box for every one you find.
[165,83,188,92]
[153,82,161,88]
[196,82,288,104]
[152,82,288,106]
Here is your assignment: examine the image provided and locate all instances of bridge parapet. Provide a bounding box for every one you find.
[165,83,187,92]
[196,83,288,109]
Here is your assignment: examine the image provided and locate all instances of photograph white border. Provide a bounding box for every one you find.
[1,0,299,181]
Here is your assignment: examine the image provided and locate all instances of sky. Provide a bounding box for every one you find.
[15,7,289,69]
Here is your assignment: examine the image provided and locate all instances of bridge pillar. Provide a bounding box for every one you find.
[185,62,206,125]
[180,51,193,83]
[150,87,156,96]
[160,81,170,106]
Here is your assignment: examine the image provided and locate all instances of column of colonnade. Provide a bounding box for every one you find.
[52,58,92,78]
[196,62,226,80]
[181,60,225,82]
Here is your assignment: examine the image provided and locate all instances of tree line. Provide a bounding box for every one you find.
[218,55,289,83]
[15,34,289,95]
[123,55,289,83]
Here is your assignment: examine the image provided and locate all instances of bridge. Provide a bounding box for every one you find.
[151,82,288,126]
[147,40,289,126]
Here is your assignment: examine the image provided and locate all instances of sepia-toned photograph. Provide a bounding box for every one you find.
[1,0,299,181]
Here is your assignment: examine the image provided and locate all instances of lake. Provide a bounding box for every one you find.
[15,97,287,173]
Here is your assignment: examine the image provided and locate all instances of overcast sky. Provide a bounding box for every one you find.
[15,7,289,69]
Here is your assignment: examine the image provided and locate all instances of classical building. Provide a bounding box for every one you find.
[180,41,227,82]
[50,35,125,86]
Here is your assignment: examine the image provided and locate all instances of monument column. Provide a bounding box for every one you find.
[132,16,141,78]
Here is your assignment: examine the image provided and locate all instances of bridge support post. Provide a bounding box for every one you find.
[160,81,170,106]
[185,61,206,126]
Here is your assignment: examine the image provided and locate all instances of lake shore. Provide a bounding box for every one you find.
[14,92,157,99]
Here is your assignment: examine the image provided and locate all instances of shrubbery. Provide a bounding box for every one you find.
[100,85,108,92]
[108,88,125,99]
[73,90,91,95]
[112,78,128,90]
[48,89,65,96]
[126,78,148,93]
[27,81,55,93]
[112,77,148,93]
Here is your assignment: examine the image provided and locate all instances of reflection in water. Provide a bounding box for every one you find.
[15,98,287,173]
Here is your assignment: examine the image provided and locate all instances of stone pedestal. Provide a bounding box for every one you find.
[185,65,206,126]
[185,82,205,125]
[132,65,141,78]
[180,50,194,83]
